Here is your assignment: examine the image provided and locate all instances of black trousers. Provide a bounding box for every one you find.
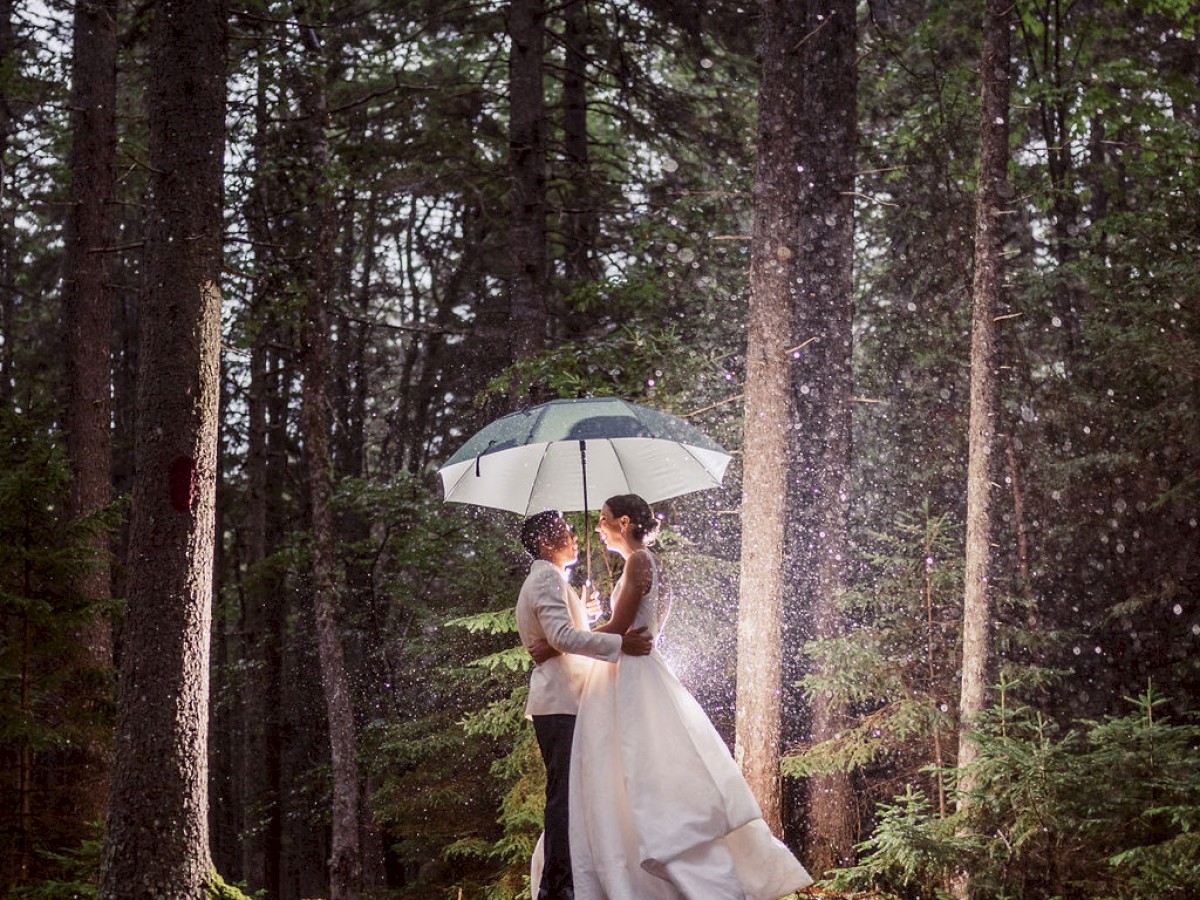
[533,713,576,900]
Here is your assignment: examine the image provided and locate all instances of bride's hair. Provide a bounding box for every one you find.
[604,494,660,545]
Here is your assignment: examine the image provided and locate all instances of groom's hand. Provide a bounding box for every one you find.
[620,626,653,656]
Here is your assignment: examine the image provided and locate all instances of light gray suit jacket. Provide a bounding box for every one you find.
[516,559,622,718]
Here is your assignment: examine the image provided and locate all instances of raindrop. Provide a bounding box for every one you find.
[799,385,811,395]
[1094,646,1103,654]
[994,116,1005,125]
[678,247,695,264]
[1051,316,1063,327]
[1083,426,1092,435]
[700,57,713,69]
[906,301,917,312]
[1072,646,1082,655]
[1173,604,1183,615]
[662,157,679,173]
[1192,624,1200,636]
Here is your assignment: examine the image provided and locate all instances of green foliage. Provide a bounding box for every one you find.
[784,504,964,798]
[0,407,119,890]
[481,320,713,410]
[9,832,100,899]
[825,788,965,899]
[358,492,541,898]
[829,684,1200,899]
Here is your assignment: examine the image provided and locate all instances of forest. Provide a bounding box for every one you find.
[0,0,1197,898]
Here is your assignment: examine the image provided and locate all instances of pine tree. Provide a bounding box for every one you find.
[60,0,117,829]
[735,0,804,834]
[97,0,228,895]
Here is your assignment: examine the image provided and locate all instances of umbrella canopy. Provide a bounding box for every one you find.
[437,397,732,516]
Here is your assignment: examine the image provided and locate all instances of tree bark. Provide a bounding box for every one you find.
[789,0,859,873]
[295,7,363,895]
[735,0,804,837]
[97,0,227,896]
[508,0,548,364]
[955,4,1011,894]
[61,0,117,828]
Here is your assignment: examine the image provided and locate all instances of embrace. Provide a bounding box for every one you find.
[516,494,813,900]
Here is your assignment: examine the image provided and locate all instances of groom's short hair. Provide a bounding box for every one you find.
[521,510,562,558]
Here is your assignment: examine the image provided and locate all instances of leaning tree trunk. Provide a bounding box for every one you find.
[790,0,858,873]
[954,2,1011,895]
[97,1,226,896]
[61,0,117,828]
[295,7,362,896]
[735,0,804,836]
[507,0,548,365]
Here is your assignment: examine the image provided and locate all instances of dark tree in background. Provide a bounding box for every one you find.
[97,0,227,896]
[0,0,16,398]
[60,0,118,829]
[787,0,859,873]
[237,46,284,899]
[293,3,363,896]
[507,0,549,367]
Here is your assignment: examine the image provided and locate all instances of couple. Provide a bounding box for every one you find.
[516,493,812,900]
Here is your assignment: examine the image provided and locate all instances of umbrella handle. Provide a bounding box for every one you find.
[579,440,590,583]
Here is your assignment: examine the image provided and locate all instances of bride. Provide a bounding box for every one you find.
[531,493,812,899]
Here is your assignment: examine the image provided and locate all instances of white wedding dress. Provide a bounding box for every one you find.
[533,550,812,899]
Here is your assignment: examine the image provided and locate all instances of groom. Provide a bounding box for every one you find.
[516,510,652,900]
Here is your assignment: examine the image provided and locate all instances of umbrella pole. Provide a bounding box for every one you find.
[579,440,590,583]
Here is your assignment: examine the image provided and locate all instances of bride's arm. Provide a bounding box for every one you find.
[594,553,652,635]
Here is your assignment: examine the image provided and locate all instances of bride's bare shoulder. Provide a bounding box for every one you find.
[623,550,654,594]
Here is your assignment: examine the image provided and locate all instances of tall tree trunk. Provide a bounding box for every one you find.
[240,54,283,898]
[61,0,117,828]
[0,0,15,400]
[790,0,858,873]
[735,0,804,836]
[954,2,1011,894]
[295,9,362,896]
[561,0,595,284]
[508,0,548,365]
[97,0,226,896]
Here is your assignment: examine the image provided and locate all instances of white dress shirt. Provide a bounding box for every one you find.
[516,559,622,718]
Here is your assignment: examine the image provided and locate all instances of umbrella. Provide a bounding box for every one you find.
[437,397,732,577]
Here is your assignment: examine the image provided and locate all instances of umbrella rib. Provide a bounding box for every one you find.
[523,442,556,516]
[442,460,480,501]
[678,443,723,487]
